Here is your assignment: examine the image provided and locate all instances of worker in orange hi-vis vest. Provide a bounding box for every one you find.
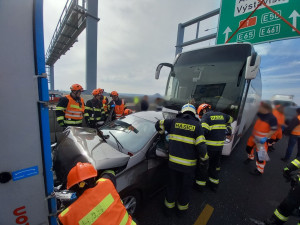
[267,105,286,152]
[108,91,127,120]
[58,162,136,225]
[56,84,86,128]
[281,108,300,162]
[244,101,278,176]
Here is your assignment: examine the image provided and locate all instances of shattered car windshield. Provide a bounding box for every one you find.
[101,115,156,153]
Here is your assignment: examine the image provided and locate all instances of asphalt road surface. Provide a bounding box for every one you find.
[136,132,299,225]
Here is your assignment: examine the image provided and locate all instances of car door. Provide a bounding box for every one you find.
[146,134,169,194]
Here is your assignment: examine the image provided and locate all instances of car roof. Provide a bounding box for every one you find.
[131,111,163,123]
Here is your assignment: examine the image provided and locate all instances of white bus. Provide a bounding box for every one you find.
[155,43,262,155]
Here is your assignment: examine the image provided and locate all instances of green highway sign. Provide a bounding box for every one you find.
[216,0,300,45]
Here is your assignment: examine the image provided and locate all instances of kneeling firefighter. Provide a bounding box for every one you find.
[265,157,300,225]
[195,103,233,192]
[155,103,208,215]
[58,162,136,225]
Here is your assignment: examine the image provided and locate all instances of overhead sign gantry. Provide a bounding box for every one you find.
[217,0,300,45]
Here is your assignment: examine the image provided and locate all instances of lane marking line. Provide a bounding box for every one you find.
[193,204,214,225]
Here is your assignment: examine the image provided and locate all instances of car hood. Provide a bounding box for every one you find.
[54,127,130,183]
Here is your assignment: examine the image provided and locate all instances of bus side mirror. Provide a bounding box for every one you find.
[245,52,261,80]
[155,63,174,80]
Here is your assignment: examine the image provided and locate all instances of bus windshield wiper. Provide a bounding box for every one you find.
[109,131,124,152]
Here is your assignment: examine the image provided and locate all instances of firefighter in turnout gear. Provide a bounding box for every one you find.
[155,103,207,215]
[244,101,277,175]
[58,162,136,225]
[195,103,233,192]
[85,88,109,128]
[56,84,86,127]
[108,91,127,120]
[265,157,300,225]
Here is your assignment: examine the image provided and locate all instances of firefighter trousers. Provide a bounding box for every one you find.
[164,168,193,211]
[195,147,223,188]
[270,184,300,224]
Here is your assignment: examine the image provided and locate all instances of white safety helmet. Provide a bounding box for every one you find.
[181,103,196,115]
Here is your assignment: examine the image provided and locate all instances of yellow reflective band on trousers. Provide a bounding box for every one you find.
[292,159,300,168]
[169,154,197,166]
[206,140,225,146]
[209,177,219,184]
[165,199,175,208]
[85,106,92,110]
[77,194,114,225]
[84,113,89,117]
[64,120,82,124]
[196,180,206,186]
[274,209,288,222]
[195,135,206,145]
[169,134,195,145]
[177,203,189,210]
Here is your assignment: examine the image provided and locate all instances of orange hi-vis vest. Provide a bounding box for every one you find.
[291,115,300,136]
[272,109,285,126]
[115,99,125,119]
[65,95,85,120]
[58,178,135,225]
[253,118,271,139]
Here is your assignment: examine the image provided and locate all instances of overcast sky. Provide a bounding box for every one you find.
[44,0,300,104]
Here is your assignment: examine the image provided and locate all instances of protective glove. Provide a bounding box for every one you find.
[281,125,286,131]
[110,104,115,108]
[259,137,268,144]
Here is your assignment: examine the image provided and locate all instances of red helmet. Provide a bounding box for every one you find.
[197,103,211,117]
[124,109,133,116]
[110,91,118,97]
[66,162,97,190]
[92,89,101,96]
[70,84,83,92]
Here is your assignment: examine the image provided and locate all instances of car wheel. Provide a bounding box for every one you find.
[122,191,141,216]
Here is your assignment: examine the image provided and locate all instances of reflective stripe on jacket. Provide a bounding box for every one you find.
[201,111,233,148]
[58,178,135,225]
[65,95,85,120]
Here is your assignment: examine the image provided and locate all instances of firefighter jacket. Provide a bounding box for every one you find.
[201,111,233,148]
[56,95,87,127]
[284,115,300,136]
[58,176,135,225]
[155,113,207,173]
[109,98,127,120]
[85,96,109,125]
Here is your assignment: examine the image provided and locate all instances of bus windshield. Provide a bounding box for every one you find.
[165,44,252,118]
